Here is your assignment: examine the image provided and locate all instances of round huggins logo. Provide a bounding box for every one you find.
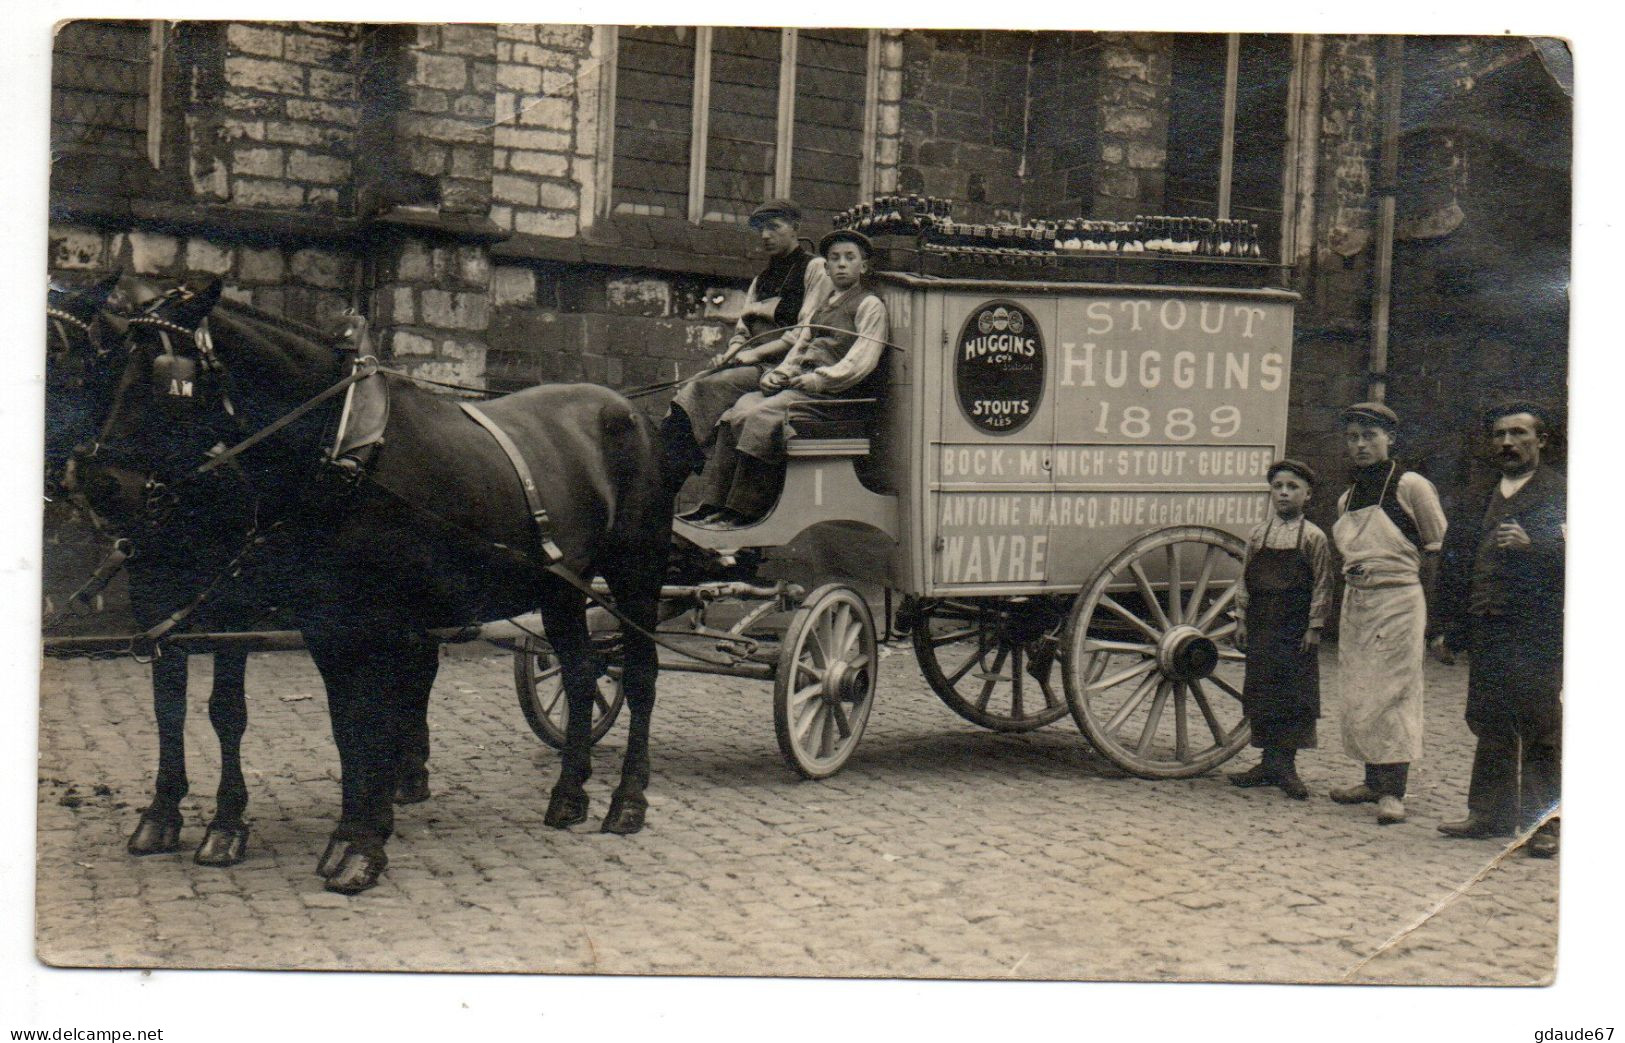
[956,300,1043,435]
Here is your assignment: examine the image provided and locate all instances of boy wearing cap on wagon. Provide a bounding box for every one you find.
[666,199,831,499]
[1328,402,1448,826]
[1229,459,1334,799]
[686,228,889,527]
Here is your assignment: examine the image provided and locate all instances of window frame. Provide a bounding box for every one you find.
[596,25,881,225]
[1167,32,1301,263]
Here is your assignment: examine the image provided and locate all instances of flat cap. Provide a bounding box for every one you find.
[748,198,802,227]
[1267,458,1319,488]
[1340,401,1399,429]
[817,228,874,259]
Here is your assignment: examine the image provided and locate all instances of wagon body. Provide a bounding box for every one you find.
[872,273,1297,598]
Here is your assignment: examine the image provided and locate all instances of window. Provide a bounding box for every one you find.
[606,26,879,230]
[51,20,166,169]
[1166,34,1291,256]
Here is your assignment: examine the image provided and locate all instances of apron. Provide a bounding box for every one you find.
[1240,518,1320,749]
[1333,463,1428,764]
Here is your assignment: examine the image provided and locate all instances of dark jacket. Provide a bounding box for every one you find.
[1438,465,1566,651]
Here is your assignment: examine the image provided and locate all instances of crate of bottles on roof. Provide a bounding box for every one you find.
[835,195,1285,287]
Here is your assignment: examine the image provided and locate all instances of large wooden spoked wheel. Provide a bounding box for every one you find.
[911,597,1071,732]
[773,584,878,779]
[513,636,626,751]
[1061,526,1252,778]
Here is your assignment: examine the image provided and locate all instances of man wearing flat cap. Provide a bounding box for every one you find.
[1328,401,1448,826]
[1435,402,1565,857]
[665,198,830,499]
[686,229,888,526]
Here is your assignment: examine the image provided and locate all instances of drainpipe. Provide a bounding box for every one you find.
[1369,36,1404,402]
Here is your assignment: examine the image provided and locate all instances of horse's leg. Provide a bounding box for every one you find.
[195,649,250,866]
[306,633,400,895]
[601,567,662,835]
[540,585,597,829]
[391,638,438,805]
[128,652,189,855]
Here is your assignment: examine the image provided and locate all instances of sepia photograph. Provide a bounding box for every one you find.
[9,0,1617,1036]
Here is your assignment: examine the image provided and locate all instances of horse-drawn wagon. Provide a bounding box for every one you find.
[518,256,1299,782]
[42,226,1296,892]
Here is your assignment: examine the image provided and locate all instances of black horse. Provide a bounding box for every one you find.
[70,277,672,894]
[49,275,411,869]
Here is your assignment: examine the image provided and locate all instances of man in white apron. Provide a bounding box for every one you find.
[1329,402,1448,825]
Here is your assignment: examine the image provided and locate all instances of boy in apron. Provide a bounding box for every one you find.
[1230,459,1334,798]
[1328,402,1448,825]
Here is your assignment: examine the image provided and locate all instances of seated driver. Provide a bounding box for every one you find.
[686,229,889,527]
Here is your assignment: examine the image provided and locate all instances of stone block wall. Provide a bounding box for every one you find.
[491,24,597,239]
[198,22,361,212]
[897,31,1030,217]
[1024,32,1102,217]
[1089,33,1172,220]
[48,223,354,328]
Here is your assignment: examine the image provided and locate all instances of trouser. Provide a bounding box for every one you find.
[1466,715,1561,831]
[1364,762,1409,799]
[697,424,784,519]
[1261,747,1298,774]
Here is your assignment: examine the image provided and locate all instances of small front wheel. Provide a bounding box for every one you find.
[513,637,625,750]
[773,584,878,779]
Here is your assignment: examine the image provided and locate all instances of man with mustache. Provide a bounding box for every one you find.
[1434,403,1565,858]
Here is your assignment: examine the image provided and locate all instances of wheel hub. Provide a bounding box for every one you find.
[1157,624,1219,681]
[824,659,869,703]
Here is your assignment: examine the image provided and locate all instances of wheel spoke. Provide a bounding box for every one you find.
[1206,620,1238,641]
[1082,638,1158,655]
[819,705,837,757]
[1166,544,1184,625]
[796,700,824,748]
[1184,544,1219,626]
[1036,672,1060,710]
[1127,560,1173,631]
[1135,682,1172,756]
[593,689,614,716]
[1174,682,1190,761]
[1195,579,1240,631]
[1189,679,1229,746]
[1010,645,1025,720]
[928,625,980,648]
[791,681,823,708]
[829,699,853,740]
[1098,594,1164,642]
[1206,674,1244,701]
[542,684,565,719]
[976,645,1011,710]
[945,649,982,686]
[797,658,826,683]
[1216,647,1246,663]
[1104,670,1161,734]
[1087,655,1158,694]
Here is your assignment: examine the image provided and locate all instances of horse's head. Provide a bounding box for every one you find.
[69,274,352,536]
[64,277,246,532]
[45,271,126,493]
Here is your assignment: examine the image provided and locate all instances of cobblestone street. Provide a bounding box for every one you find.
[35,639,1557,984]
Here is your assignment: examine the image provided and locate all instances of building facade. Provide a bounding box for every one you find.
[47,23,1570,521]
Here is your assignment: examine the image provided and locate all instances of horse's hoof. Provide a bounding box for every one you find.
[316,836,350,879]
[392,773,431,805]
[600,792,647,835]
[127,812,183,856]
[194,824,249,867]
[323,847,388,895]
[544,788,589,829]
